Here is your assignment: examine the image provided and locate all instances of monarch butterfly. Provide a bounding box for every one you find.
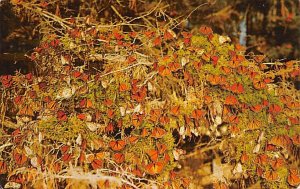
[207,75,226,85]
[153,37,162,47]
[132,166,143,177]
[270,157,285,170]
[147,149,159,162]
[151,128,167,139]
[168,62,181,72]
[164,30,175,40]
[224,95,238,105]
[0,161,7,174]
[18,104,34,117]
[107,109,115,119]
[230,83,244,94]
[291,135,300,145]
[127,135,139,144]
[145,162,164,175]
[158,65,171,77]
[204,95,213,104]
[141,128,149,137]
[193,61,202,70]
[159,116,170,125]
[0,75,13,88]
[97,179,110,188]
[225,115,239,124]
[181,32,192,39]
[144,30,155,38]
[150,109,161,122]
[79,98,93,108]
[199,25,213,35]
[191,109,204,120]
[79,73,89,82]
[13,149,27,165]
[250,104,264,112]
[287,168,300,186]
[47,100,57,110]
[253,55,266,63]
[119,83,130,92]
[9,173,25,184]
[229,125,240,134]
[91,159,103,170]
[247,119,261,130]
[255,154,268,166]
[221,66,231,74]
[131,87,147,102]
[237,66,248,75]
[14,96,24,105]
[240,152,249,164]
[253,79,267,90]
[103,99,113,107]
[129,31,138,38]
[61,153,72,163]
[181,177,191,188]
[105,122,114,134]
[170,106,180,116]
[78,151,86,164]
[269,135,291,148]
[132,113,143,127]
[250,71,259,80]
[163,153,170,163]
[286,101,300,110]
[77,113,86,120]
[265,144,276,151]
[157,143,167,154]
[109,140,126,151]
[269,104,282,114]
[113,30,124,40]
[202,53,211,62]
[211,55,219,66]
[57,110,67,121]
[114,153,125,164]
[263,170,280,182]
[72,70,82,78]
[126,55,136,64]
[60,145,70,154]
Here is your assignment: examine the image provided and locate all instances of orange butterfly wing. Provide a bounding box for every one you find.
[150,109,161,122]
[114,153,125,164]
[199,25,213,35]
[158,65,171,77]
[132,113,143,127]
[13,149,27,165]
[151,128,167,139]
[288,169,300,186]
[91,159,103,170]
[170,106,180,116]
[270,158,285,170]
[157,143,167,154]
[224,95,238,105]
[128,135,139,144]
[147,149,159,162]
[0,161,7,174]
[109,140,126,151]
[250,104,264,112]
[145,162,164,175]
[263,170,279,182]
[255,154,268,166]
[61,153,72,163]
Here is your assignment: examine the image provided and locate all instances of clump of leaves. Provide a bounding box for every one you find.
[0,2,300,189]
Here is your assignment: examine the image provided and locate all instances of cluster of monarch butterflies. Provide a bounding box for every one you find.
[0,24,299,189]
